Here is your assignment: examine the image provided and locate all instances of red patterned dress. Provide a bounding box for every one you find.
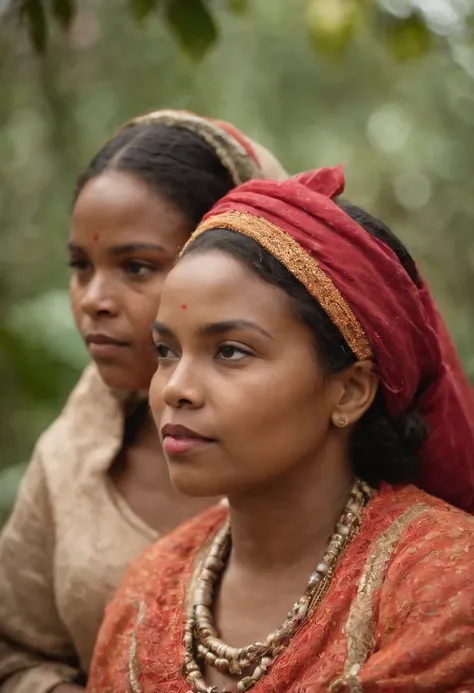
[87,485,474,693]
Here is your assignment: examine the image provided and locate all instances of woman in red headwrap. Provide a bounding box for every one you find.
[87,167,474,693]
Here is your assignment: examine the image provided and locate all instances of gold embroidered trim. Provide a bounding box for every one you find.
[185,211,373,360]
[330,503,431,692]
[330,665,364,693]
[128,600,146,693]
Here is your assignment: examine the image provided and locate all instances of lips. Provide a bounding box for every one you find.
[161,423,214,456]
[85,333,129,346]
[85,333,130,360]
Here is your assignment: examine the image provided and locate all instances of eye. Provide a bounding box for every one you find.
[68,258,90,272]
[154,342,179,361]
[124,260,156,278]
[217,344,252,361]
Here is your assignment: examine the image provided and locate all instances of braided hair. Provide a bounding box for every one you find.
[75,122,236,230]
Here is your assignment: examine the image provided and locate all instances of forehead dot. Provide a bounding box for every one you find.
[180,304,188,310]
[93,232,99,242]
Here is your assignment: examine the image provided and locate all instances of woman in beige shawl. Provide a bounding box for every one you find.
[0,110,287,693]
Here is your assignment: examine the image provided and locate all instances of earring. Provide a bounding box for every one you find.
[335,415,348,428]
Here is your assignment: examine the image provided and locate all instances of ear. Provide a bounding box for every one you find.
[330,361,378,429]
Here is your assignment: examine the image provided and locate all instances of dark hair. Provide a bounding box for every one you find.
[74,122,235,230]
[181,200,427,487]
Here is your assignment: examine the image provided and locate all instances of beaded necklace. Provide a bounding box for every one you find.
[183,478,373,693]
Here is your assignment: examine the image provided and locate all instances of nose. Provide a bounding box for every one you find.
[162,358,204,410]
[80,273,119,318]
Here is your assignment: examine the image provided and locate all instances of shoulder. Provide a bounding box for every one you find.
[354,483,474,627]
[377,483,474,550]
[391,485,473,579]
[33,363,125,488]
[332,485,474,691]
[364,483,473,571]
[371,484,474,620]
[366,482,473,532]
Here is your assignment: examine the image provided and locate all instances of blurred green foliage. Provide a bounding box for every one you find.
[1,0,474,524]
[9,0,474,61]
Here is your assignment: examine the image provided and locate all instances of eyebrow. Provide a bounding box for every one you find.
[153,321,176,339]
[153,319,274,340]
[200,320,274,340]
[67,242,168,254]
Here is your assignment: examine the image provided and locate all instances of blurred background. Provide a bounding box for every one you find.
[1,0,474,524]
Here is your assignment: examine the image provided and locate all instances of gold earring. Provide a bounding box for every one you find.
[335,415,347,428]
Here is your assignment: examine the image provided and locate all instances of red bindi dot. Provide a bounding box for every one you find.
[180,304,187,310]
[93,232,99,242]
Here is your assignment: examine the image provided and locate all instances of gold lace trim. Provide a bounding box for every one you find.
[128,601,146,693]
[330,503,431,692]
[186,211,373,360]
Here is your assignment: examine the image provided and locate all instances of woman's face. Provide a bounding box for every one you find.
[149,250,345,498]
[70,170,190,391]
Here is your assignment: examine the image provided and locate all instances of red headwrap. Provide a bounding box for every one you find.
[189,166,474,514]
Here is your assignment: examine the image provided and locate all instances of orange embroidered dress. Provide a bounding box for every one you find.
[87,484,474,693]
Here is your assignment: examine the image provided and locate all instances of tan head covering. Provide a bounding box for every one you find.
[116,109,287,185]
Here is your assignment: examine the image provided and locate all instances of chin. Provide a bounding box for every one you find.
[94,362,150,393]
[168,466,228,499]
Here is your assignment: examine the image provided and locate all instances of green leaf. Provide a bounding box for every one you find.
[50,0,76,29]
[228,0,247,15]
[379,11,431,61]
[21,0,48,52]
[306,0,360,57]
[129,0,162,22]
[165,0,218,60]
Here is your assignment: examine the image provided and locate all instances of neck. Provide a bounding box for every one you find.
[227,443,353,575]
